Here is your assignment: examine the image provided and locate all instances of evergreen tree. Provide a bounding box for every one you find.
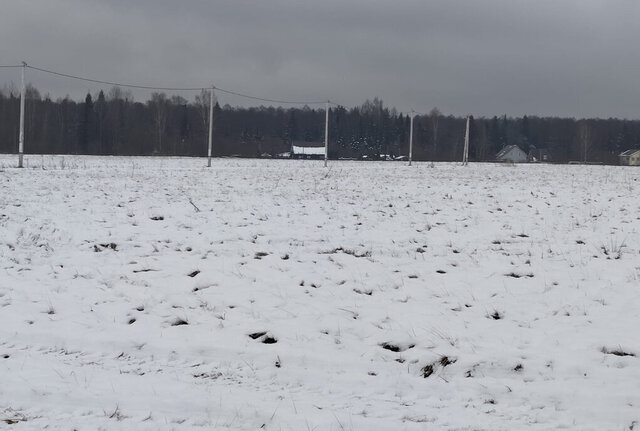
[78,93,93,154]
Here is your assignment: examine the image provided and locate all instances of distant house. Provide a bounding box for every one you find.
[496,145,527,163]
[619,149,640,166]
[291,141,325,159]
[529,148,552,163]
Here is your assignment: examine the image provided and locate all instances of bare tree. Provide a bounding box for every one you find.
[149,92,168,154]
[194,89,217,134]
[475,121,490,161]
[429,107,441,158]
[107,86,133,102]
[577,120,591,163]
[194,89,217,154]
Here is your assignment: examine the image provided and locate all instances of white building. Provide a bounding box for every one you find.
[291,143,325,159]
[496,145,527,163]
[619,149,640,166]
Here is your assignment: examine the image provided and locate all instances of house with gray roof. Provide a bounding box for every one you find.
[496,145,527,163]
[619,149,640,166]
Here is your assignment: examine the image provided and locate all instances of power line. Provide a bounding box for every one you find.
[25,63,331,105]
[213,86,327,105]
[5,64,430,114]
[26,64,207,91]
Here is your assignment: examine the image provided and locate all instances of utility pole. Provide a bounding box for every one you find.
[408,111,415,166]
[462,116,470,166]
[324,101,329,167]
[18,62,26,168]
[207,86,214,167]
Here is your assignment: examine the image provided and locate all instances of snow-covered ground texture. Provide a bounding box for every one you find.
[1,155,639,430]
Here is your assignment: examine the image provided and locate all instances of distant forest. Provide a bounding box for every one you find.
[2,85,640,163]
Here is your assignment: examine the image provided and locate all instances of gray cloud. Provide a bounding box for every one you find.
[1,0,639,118]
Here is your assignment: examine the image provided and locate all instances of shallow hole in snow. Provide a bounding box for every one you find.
[262,335,278,344]
[248,331,267,340]
[602,347,636,357]
[248,331,278,344]
[380,342,415,353]
[489,310,503,320]
[171,318,189,326]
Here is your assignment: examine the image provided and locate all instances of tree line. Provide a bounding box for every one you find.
[1,85,640,163]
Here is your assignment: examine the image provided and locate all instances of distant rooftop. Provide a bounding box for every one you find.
[496,145,523,158]
[619,149,640,156]
[292,145,324,155]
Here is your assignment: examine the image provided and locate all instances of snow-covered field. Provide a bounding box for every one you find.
[1,155,639,430]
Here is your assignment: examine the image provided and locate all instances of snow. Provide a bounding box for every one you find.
[1,155,639,430]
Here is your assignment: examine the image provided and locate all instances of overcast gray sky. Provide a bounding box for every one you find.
[1,0,639,118]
